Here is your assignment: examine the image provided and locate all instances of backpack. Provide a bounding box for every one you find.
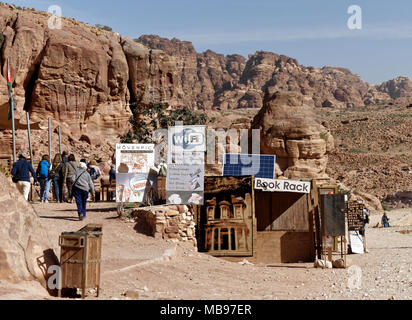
[37,160,50,179]
[49,163,62,180]
[89,167,100,180]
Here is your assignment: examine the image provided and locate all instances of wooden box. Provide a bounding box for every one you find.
[58,224,103,299]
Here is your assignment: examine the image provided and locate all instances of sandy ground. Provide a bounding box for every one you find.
[32,202,412,300]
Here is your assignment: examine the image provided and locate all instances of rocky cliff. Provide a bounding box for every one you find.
[0,5,182,148]
[137,35,409,110]
[0,4,410,160]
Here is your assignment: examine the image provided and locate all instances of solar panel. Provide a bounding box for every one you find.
[222,154,276,179]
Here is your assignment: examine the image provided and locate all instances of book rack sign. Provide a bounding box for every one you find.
[166,126,206,205]
[115,144,155,203]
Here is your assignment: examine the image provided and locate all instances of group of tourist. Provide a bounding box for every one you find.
[11,151,103,221]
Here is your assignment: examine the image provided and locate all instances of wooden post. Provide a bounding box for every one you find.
[81,236,88,299]
[58,125,62,155]
[48,118,52,161]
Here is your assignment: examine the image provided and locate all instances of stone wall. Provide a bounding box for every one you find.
[132,205,197,247]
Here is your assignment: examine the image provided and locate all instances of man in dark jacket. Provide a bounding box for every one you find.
[11,152,38,201]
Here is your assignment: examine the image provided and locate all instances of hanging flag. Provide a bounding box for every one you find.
[6,58,16,121]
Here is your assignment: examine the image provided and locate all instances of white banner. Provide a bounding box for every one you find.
[115,144,155,203]
[254,178,311,194]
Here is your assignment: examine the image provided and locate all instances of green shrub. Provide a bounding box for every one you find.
[121,103,208,143]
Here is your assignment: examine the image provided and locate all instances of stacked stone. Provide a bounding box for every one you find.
[133,205,197,247]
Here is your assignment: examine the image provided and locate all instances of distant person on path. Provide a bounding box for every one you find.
[11,152,38,201]
[109,164,116,183]
[36,155,51,203]
[63,154,79,203]
[88,160,101,181]
[72,162,95,221]
[109,164,116,200]
[50,153,64,203]
[382,212,390,228]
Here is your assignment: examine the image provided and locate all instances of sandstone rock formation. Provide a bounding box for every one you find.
[137,36,410,110]
[136,35,246,110]
[251,89,334,181]
[0,5,181,156]
[0,172,57,299]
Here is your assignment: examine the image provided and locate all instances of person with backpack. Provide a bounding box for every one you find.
[88,160,101,180]
[72,162,95,221]
[63,154,79,203]
[11,152,38,201]
[50,153,64,203]
[36,155,51,203]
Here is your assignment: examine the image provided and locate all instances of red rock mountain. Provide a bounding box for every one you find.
[0,4,410,159]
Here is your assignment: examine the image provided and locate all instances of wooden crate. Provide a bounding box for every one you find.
[58,224,103,299]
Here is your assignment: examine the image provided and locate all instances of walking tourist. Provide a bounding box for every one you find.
[37,155,51,203]
[50,154,64,202]
[72,162,95,221]
[63,154,79,203]
[11,152,38,201]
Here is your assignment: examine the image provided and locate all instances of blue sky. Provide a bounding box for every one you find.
[7,0,412,84]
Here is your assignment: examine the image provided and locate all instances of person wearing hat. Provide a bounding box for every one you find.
[88,160,101,181]
[11,152,38,201]
[72,162,95,221]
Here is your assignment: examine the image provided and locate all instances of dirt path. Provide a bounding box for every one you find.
[34,203,412,300]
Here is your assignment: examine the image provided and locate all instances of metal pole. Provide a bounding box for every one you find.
[58,125,62,155]
[8,57,16,164]
[26,112,33,166]
[11,99,16,163]
[48,118,52,161]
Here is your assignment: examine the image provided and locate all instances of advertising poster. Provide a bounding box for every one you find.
[115,144,155,204]
[166,126,206,205]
